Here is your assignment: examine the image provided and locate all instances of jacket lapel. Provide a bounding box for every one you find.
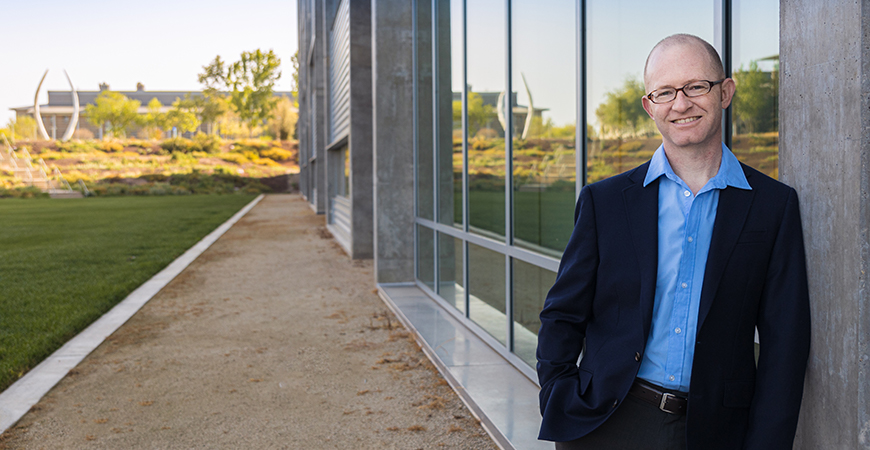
[697,168,755,329]
[623,163,659,338]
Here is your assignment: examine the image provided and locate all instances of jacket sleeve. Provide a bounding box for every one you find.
[743,188,811,449]
[536,184,600,439]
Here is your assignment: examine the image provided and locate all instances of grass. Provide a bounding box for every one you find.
[0,194,256,392]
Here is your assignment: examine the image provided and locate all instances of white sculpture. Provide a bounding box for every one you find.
[33,69,80,141]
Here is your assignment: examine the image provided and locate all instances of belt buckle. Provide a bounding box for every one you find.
[659,392,677,414]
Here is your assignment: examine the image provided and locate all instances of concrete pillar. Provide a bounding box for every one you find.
[349,0,374,259]
[372,0,415,283]
[780,1,870,447]
[312,0,328,214]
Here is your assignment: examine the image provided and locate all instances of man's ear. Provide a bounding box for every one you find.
[642,97,655,119]
[720,78,736,109]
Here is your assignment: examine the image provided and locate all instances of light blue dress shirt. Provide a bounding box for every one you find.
[636,143,751,392]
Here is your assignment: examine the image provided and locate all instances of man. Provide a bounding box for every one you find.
[536,34,810,450]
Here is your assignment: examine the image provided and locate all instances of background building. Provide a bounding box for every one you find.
[298,1,869,448]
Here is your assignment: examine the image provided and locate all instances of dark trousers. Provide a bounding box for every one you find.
[554,392,687,450]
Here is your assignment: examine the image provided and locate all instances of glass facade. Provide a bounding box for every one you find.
[414,0,779,370]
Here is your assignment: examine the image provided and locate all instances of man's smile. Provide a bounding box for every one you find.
[672,116,701,124]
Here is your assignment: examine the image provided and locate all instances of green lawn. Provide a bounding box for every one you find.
[0,194,256,392]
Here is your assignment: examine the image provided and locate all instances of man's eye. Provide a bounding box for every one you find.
[654,90,674,100]
[686,84,707,92]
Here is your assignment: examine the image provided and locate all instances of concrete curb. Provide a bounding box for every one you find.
[0,194,265,434]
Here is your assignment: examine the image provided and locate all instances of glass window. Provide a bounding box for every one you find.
[586,0,715,184]
[511,0,576,255]
[436,0,464,228]
[438,232,465,314]
[416,1,435,220]
[468,242,506,344]
[512,259,556,367]
[731,0,779,178]
[417,225,435,290]
[466,0,506,239]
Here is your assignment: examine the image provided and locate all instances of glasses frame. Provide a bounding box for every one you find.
[644,79,726,104]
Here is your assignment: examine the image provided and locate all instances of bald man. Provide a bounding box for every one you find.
[536,34,810,450]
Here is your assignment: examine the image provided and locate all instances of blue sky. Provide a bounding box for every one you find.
[0,0,298,124]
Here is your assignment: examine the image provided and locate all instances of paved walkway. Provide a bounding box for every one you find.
[0,194,497,449]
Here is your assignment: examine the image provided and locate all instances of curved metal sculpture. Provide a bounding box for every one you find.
[33,70,80,141]
[60,70,79,141]
[520,73,534,140]
[33,70,51,140]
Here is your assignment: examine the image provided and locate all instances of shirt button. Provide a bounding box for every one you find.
[683,190,691,197]
[675,328,682,334]
[687,236,693,243]
[681,282,688,289]
[669,375,676,382]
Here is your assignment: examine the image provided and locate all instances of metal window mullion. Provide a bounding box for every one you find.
[431,0,440,291]
[412,0,420,280]
[461,0,470,317]
[577,0,587,194]
[722,0,733,149]
[504,0,514,353]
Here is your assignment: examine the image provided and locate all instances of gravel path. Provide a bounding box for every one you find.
[0,194,497,449]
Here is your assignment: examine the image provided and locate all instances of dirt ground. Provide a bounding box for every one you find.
[0,194,497,449]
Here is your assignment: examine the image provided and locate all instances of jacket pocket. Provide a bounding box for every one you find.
[723,379,755,408]
[579,368,593,395]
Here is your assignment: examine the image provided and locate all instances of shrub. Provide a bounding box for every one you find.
[161,137,194,154]
[0,186,49,199]
[101,141,124,153]
[192,133,221,154]
[257,157,282,167]
[56,140,100,153]
[72,128,95,140]
[260,147,293,161]
[219,153,248,165]
[170,152,197,165]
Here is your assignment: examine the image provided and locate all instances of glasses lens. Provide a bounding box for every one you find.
[683,81,712,97]
[652,88,675,103]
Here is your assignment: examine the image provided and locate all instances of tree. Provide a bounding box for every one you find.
[268,96,297,140]
[165,99,201,135]
[226,49,282,134]
[84,91,141,138]
[290,51,299,108]
[140,98,168,139]
[198,50,281,136]
[594,77,653,138]
[732,61,778,134]
[2,116,37,141]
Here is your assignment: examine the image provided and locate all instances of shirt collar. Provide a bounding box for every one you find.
[643,143,751,192]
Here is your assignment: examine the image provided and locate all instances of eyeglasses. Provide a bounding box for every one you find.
[644,79,725,104]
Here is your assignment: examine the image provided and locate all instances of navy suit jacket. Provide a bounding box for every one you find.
[537,161,810,449]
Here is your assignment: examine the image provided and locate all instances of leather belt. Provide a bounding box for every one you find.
[628,379,688,415]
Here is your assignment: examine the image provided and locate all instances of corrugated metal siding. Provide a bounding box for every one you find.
[328,0,351,144]
[312,88,319,158]
[330,195,352,250]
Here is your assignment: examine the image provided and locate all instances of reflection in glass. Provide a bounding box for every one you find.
[511,0,576,255]
[436,0,463,227]
[468,243,506,345]
[586,0,714,184]
[438,232,465,314]
[417,225,435,290]
[731,0,779,179]
[467,0,506,238]
[416,1,434,220]
[513,259,556,367]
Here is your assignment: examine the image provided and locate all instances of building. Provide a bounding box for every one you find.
[10,83,294,139]
[297,1,869,448]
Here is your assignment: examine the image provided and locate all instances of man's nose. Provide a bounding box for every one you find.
[671,90,692,111]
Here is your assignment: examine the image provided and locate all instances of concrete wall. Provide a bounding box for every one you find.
[372,0,415,283]
[780,0,870,447]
